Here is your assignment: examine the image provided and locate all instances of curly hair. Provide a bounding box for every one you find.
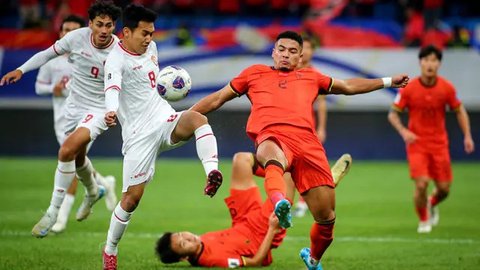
[87,0,122,22]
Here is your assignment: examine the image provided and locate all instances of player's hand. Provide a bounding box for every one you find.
[316,128,326,143]
[0,70,23,86]
[391,74,409,88]
[53,81,66,97]
[464,135,475,154]
[400,128,417,144]
[268,212,282,233]
[105,111,117,127]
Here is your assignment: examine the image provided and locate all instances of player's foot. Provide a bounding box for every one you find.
[32,211,57,238]
[103,248,117,270]
[76,185,106,221]
[204,169,223,197]
[101,175,117,211]
[331,153,352,186]
[274,199,292,228]
[51,218,67,233]
[300,247,323,270]
[417,221,432,233]
[292,200,308,218]
[428,202,440,227]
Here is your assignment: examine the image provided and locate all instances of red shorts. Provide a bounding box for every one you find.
[255,124,334,193]
[224,187,286,249]
[406,145,452,182]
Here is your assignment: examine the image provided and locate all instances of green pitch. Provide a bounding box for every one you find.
[0,158,479,269]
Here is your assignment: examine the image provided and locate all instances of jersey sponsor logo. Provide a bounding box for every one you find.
[227,258,240,268]
[133,65,143,70]
[278,79,287,89]
[108,73,112,80]
[81,51,92,58]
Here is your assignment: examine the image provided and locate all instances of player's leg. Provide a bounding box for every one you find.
[51,178,78,233]
[300,186,335,270]
[256,140,291,228]
[231,152,256,189]
[171,111,222,197]
[428,149,453,227]
[93,170,118,212]
[414,176,431,233]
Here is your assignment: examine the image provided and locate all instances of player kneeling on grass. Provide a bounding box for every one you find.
[155,152,351,268]
[102,5,223,270]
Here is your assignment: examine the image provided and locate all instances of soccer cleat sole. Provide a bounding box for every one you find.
[274,199,292,229]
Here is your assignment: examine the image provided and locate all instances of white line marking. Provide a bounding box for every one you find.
[0,230,477,244]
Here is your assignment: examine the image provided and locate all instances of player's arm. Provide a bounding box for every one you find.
[454,105,475,153]
[35,64,54,96]
[242,213,281,267]
[316,96,327,142]
[388,108,417,144]
[0,46,60,86]
[330,74,409,95]
[104,54,123,127]
[189,83,238,115]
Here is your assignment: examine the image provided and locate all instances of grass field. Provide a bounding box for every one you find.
[0,158,479,270]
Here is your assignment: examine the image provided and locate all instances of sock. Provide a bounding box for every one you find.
[310,222,334,261]
[416,205,428,222]
[56,193,75,224]
[429,195,440,207]
[105,203,133,256]
[76,157,98,196]
[252,156,265,177]
[264,161,286,205]
[48,160,76,215]
[194,124,218,175]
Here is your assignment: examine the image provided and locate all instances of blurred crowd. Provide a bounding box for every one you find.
[0,0,479,48]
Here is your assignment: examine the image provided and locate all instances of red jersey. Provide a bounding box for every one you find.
[392,76,461,150]
[230,64,332,140]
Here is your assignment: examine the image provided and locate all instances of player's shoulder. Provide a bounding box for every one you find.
[66,27,91,39]
[437,76,455,90]
[106,43,126,62]
[245,64,271,72]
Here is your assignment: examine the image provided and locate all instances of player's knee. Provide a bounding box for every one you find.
[312,208,335,224]
[58,144,76,161]
[121,195,141,212]
[232,152,253,169]
[437,187,450,198]
[187,110,208,127]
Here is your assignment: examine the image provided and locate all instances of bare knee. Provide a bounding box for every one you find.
[312,208,336,224]
[232,152,254,171]
[58,144,77,161]
[120,194,141,212]
[184,111,208,128]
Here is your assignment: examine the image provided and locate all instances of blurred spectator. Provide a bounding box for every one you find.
[20,0,41,28]
[423,0,443,30]
[448,25,470,48]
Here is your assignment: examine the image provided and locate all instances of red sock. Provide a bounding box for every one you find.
[429,195,440,207]
[416,206,428,222]
[310,222,334,261]
[264,163,285,205]
[253,164,265,177]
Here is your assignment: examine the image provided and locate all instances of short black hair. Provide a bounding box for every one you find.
[155,232,182,264]
[302,35,318,49]
[123,4,157,30]
[276,31,303,47]
[88,0,121,22]
[418,45,442,61]
[61,15,85,31]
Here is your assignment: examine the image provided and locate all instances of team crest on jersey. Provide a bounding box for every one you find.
[228,258,240,267]
[151,55,158,66]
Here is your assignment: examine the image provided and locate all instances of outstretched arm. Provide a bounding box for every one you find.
[242,213,281,267]
[189,84,238,115]
[455,105,475,154]
[330,74,409,95]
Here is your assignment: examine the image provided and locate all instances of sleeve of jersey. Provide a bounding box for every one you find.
[316,72,333,95]
[391,88,407,112]
[447,85,462,111]
[17,46,59,74]
[230,68,252,96]
[104,55,123,112]
[35,63,53,95]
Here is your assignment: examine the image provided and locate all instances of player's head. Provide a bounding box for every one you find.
[121,4,157,54]
[59,15,85,39]
[155,231,201,263]
[418,45,442,78]
[272,31,303,71]
[300,35,317,68]
[87,0,121,47]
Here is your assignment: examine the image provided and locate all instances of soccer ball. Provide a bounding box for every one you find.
[157,65,192,102]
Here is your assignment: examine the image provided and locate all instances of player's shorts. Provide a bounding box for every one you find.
[121,111,186,192]
[54,107,93,152]
[407,146,452,182]
[255,124,334,193]
[225,186,286,249]
[64,101,108,141]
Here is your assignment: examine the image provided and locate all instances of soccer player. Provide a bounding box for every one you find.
[292,35,328,218]
[388,45,475,234]
[102,5,222,269]
[155,151,351,268]
[0,0,122,238]
[190,31,409,269]
[34,15,117,234]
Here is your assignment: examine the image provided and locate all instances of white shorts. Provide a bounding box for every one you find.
[121,111,187,192]
[64,101,108,142]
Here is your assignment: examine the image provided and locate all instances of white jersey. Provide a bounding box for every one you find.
[35,55,72,144]
[54,27,119,111]
[104,41,175,146]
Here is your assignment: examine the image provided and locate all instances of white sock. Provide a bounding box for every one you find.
[76,157,98,196]
[56,193,75,224]
[194,124,218,175]
[105,203,133,256]
[48,160,75,215]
